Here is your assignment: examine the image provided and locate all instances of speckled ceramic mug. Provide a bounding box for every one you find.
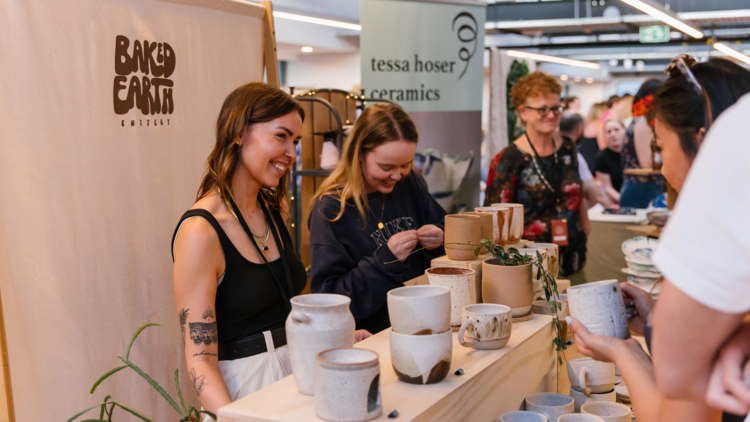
[567,357,616,394]
[458,304,512,350]
[567,280,629,340]
[315,348,381,422]
[425,267,477,328]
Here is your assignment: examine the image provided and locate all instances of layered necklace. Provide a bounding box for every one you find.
[525,132,559,193]
[227,193,271,254]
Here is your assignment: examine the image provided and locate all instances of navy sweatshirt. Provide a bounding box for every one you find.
[308,171,447,334]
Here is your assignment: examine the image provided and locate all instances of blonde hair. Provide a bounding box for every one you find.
[587,102,607,123]
[311,104,418,223]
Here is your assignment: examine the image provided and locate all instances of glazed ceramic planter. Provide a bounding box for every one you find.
[315,348,381,421]
[425,267,477,328]
[581,402,632,422]
[491,203,524,243]
[474,206,510,246]
[570,387,616,413]
[500,411,548,422]
[387,285,451,335]
[458,304,512,350]
[287,294,356,395]
[461,211,494,248]
[389,328,452,385]
[525,393,574,421]
[444,214,481,261]
[524,242,560,278]
[482,260,533,317]
[567,357,616,394]
[567,280,629,339]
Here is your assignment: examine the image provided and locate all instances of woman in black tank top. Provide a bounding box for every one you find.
[172,83,311,415]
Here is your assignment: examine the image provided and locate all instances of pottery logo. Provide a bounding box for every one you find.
[113,35,175,117]
[452,12,478,80]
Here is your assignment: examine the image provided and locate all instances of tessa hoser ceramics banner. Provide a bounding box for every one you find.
[360,0,486,208]
[0,0,266,419]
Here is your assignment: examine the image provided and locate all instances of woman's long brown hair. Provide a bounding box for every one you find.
[196,82,304,211]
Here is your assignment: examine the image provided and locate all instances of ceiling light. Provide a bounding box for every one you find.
[560,75,569,81]
[586,77,594,83]
[635,60,646,71]
[713,42,750,65]
[301,46,313,53]
[623,58,633,69]
[618,0,703,38]
[273,11,361,31]
[574,76,582,82]
[609,59,619,66]
[505,50,601,69]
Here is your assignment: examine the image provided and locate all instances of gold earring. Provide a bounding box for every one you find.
[236,141,242,147]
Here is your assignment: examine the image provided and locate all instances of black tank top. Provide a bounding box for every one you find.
[171,207,307,344]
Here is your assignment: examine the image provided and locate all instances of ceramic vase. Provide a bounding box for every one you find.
[458,303,512,350]
[444,214,481,261]
[287,294,356,395]
[491,203,524,243]
[524,242,560,278]
[500,411,549,422]
[474,206,510,246]
[389,328,452,385]
[482,260,533,317]
[567,280,629,339]
[567,357,616,394]
[315,348,381,422]
[387,285,451,335]
[425,267,477,328]
[570,387,617,413]
[581,402,632,422]
[461,211,494,248]
[525,393,574,421]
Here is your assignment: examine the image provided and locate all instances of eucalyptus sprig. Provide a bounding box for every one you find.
[475,240,568,364]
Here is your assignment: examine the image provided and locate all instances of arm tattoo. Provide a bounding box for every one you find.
[193,351,218,357]
[189,368,208,397]
[179,308,189,347]
[201,307,215,320]
[189,321,218,346]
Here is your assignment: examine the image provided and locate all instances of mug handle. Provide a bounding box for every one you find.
[579,367,591,395]
[458,319,477,348]
[291,312,310,324]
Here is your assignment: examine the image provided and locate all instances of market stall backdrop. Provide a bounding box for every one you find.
[0,0,272,419]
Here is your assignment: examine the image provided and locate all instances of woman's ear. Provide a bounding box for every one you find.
[696,127,707,147]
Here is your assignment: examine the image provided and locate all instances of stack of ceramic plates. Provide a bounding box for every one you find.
[622,237,661,279]
[615,384,630,404]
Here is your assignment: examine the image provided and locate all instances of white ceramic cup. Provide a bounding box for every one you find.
[458,304,512,350]
[315,348,381,422]
[500,411,549,422]
[569,387,617,413]
[567,280,629,340]
[524,393,574,421]
[389,328,452,385]
[387,285,451,335]
[425,267,477,328]
[567,357,616,394]
[581,402,632,422]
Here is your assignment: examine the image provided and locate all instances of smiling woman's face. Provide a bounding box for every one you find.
[361,139,417,194]
[239,111,302,188]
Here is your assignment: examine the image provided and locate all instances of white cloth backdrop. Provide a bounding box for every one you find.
[0,0,266,420]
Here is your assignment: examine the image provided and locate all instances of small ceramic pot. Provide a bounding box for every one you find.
[524,242,560,278]
[315,348,381,422]
[474,206,510,246]
[500,411,549,422]
[389,328,452,385]
[461,211,494,247]
[581,402,632,422]
[558,415,605,422]
[287,294,356,395]
[425,267,477,328]
[491,203,524,243]
[482,260,533,317]
[567,357,616,394]
[444,214,481,261]
[525,393,574,421]
[458,304,512,350]
[387,285,451,335]
[567,280,629,340]
[570,387,616,413]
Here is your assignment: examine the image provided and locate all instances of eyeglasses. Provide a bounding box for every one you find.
[666,54,703,94]
[523,105,564,116]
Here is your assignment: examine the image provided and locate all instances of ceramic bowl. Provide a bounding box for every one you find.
[387,285,451,335]
[581,402,632,422]
[524,393,574,421]
[389,328,452,385]
[500,411,548,422]
[558,415,605,422]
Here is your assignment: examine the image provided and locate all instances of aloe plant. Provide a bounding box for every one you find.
[68,323,216,422]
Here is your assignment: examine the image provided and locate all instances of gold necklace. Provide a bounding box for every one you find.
[371,194,386,230]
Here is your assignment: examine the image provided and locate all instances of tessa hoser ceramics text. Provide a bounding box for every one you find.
[482,260,533,317]
[425,267,477,328]
[387,285,450,335]
[390,328,452,385]
[458,304,512,350]
[315,348,381,422]
[444,214,481,261]
[567,280,629,340]
[287,294,355,395]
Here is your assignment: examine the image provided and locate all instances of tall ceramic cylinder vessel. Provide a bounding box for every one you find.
[474,206,510,246]
[491,203,524,243]
[444,214,481,261]
[425,267,477,329]
[287,294,355,395]
[482,260,533,317]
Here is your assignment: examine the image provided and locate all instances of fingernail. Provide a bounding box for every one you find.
[565,316,573,324]
[634,310,638,315]
[630,301,634,306]
[627,314,632,318]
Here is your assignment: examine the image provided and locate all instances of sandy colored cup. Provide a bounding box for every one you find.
[500,411,549,422]
[570,387,616,412]
[315,348,381,421]
[558,415,605,422]
[525,393,574,421]
[425,267,477,328]
[567,357,616,394]
[444,214,481,261]
[458,304,512,350]
[389,328,452,385]
[461,211,494,247]
[482,259,533,317]
[567,280,629,339]
[474,206,510,246]
[387,285,451,335]
[491,203,524,243]
[581,402,631,422]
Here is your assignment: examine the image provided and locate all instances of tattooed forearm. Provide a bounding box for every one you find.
[189,321,218,346]
[189,368,208,397]
[193,351,218,357]
[179,308,189,347]
[201,306,215,320]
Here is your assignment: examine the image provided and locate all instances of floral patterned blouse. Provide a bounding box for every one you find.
[484,138,584,244]
[621,117,665,186]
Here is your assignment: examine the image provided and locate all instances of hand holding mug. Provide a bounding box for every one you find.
[620,282,655,336]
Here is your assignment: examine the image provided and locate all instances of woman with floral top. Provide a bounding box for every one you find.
[485,71,588,276]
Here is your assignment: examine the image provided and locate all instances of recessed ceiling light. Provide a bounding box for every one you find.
[274,11,361,31]
[586,77,594,83]
[505,50,601,69]
[714,42,750,65]
[301,46,313,53]
[560,75,569,81]
[574,76,582,82]
[618,0,702,39]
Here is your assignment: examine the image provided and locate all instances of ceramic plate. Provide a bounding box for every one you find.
[615,384,629,399]
[615,376,622,385]
[621,268,661,279]
[625,259,658,273]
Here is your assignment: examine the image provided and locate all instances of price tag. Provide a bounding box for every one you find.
[551,219,568,246]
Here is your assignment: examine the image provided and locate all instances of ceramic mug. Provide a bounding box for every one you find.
[461,211,494,247]
[444,214,481,261]
[474,206,510,246]
[315,348,381,422]
[569,387,616,413]
[567,280,629,340]
[581,402,632,422]
[558,415,605,422]
[525,393,574,421]
[500,411,549,422]
[458,304,512,350]
[389,328,452,385]
[567,357,616,394]
[387,285,451,335]
[425,267,477,328]
[491,203,524,243]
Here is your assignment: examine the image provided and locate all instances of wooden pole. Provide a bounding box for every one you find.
[261,1,280,88]
[0,287,15,422]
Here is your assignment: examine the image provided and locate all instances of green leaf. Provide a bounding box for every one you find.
[81,419,108,422]
[536,250,543,262]
[118,357,185,417]
[558,356,563,365]
[474,246,481,256]
[175,369,187,416]
[199,410,218,420]
[126,323,161,360]
[508,247,519,254]
[90,366,128,394]
[69,403,111,422]
[109,400,157,422]
[98,395,111,420]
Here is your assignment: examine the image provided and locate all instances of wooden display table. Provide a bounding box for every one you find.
[218,315,558,422]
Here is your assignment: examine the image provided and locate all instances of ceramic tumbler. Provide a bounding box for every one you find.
[387,285,451,335]
[461,211,494,248]
[474,206,510,246]
[389,328,452,385]
[315,348,381,421]
[444,214,481,261]
[569,387,617,413]
[482,260,533,317]
[500,411,549,422]
[425,267,477,328]
[491,203,524,243]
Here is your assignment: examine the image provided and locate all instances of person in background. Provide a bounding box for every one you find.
[485,71,587,276]
[309,104,446,334]
[580,102,606,171]
[565,96,582,115]
[602,94,623,125]
[619,79,664,209]
[560,112,613,208]
[595,118,626,204]
[618,94,634,127]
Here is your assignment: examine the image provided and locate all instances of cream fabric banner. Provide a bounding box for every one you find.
[0,0,265,420]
